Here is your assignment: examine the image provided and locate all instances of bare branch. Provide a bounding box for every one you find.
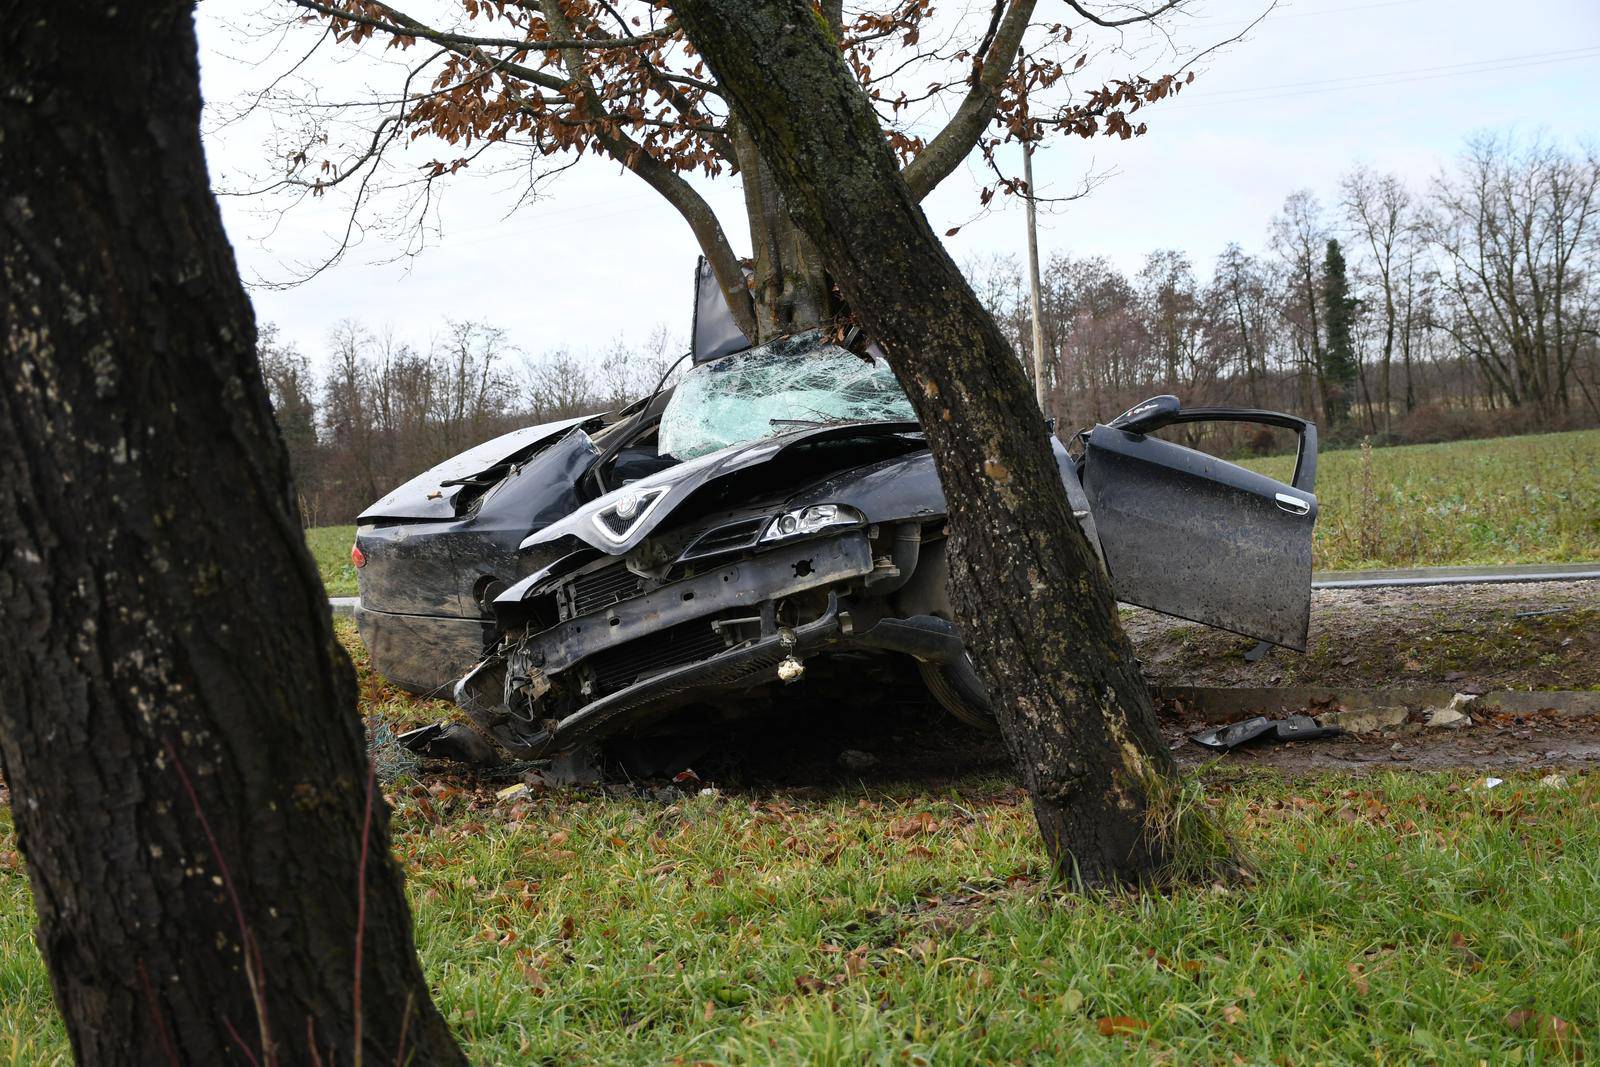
[900,0,1036,202]
[1060,0,1183,29]
[290,0,672,51]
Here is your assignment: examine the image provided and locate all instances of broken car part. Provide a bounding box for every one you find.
[1190,713,1342,751]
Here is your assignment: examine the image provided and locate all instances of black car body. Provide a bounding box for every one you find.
[355,333,1319,763]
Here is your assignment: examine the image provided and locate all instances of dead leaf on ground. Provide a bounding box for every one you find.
[1223,1003,1247,1025]
[794,973,830,995]
[1505,1009,1582,1056]
[1097,1016,1149,1037]
[1448,931,1484,968]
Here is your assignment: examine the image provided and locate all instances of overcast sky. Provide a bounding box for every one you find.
[196,0,1600,365]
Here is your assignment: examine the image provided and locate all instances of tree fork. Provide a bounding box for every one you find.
[0,4,465,1062]
[672,0,1235,887]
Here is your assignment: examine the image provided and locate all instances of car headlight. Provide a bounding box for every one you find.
[592,485,669,544]
[759,504,863,543]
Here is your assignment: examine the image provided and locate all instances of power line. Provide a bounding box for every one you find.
[1165,46,1600,109]
[1187,44,1600,99]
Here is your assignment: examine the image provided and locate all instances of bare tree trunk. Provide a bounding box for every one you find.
[672,0,1232,888]
[0,5,465,1063]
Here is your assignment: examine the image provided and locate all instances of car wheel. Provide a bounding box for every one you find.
[916,654,997,731]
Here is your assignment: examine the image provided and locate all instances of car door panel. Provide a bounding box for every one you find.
[1082,423,1318,650]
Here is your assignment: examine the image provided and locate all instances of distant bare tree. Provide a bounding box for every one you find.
[1270,190,1331,421]
[1426,133,1600,418]
[522,349,595,421]
[1341,165,1419,435]
[258,324,323,521]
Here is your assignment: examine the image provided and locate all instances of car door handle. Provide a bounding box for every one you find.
[1275,492,1311,516]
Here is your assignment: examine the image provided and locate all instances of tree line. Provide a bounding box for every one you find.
[259,320,679,525]
[972,131,1600,452]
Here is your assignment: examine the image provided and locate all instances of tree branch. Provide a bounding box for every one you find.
[538,0,757,338]
[291,0,672,50]
[900,0,1035,202]
[1061,0,1183,28]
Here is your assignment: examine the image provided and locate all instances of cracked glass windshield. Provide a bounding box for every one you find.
[657,334,915,460]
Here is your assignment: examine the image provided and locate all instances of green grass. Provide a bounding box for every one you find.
[1240,429,1600,571]
[2,773,1594,1063]
[302,430,1600,594]
[3,623,1596,1067]
[306,523,358,597]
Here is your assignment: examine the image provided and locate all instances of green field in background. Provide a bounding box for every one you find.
[1241,428,1599,571]
[306,524,358,597]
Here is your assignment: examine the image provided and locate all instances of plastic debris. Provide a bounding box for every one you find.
[1482,777,1504,789]
[1426,693,1476,729]
[1190,714,1341,751]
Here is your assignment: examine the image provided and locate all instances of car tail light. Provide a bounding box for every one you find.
[351,543,366,568]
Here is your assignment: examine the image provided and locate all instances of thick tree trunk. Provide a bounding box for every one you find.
[0,5,465,1063]
[732,120,834,340]
[672,0,1232,887]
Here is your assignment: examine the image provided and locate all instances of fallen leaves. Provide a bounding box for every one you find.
[1447,931,1483,970]
[1346,961,1370,997]
[1505,1009,1582,1057]
[1096,1016,1149,1037]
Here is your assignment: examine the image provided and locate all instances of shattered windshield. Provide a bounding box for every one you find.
[657,334,916,460]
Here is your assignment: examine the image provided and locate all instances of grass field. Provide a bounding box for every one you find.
[1240,428,1600,571]
[303,430,1600,590]
[306,523,358,597]
[0,622,1595,1063]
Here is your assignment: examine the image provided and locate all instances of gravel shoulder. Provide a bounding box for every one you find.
[1124,579,1600,693]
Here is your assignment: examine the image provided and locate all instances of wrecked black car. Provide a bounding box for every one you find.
[355,330,1320,769]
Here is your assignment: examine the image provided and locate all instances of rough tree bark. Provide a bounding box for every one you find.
[0,4,466,1063]
[672,0,1232,887]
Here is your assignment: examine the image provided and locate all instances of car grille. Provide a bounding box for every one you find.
[587,619,731,693]
[567,562,647,618]
[681,517,767,560]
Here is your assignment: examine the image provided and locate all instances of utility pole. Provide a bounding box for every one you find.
[1023,134,1047,417]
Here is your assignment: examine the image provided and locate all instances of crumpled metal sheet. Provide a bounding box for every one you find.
[658,333,915,460]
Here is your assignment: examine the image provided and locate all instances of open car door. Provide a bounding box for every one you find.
[1079,396,1319,651]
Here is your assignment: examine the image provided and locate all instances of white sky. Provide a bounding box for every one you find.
[196,0,1600,364]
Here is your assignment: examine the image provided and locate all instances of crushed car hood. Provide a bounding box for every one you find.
[522,420,923,555]
[359,415,598,523]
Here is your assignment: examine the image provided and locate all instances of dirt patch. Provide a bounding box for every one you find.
[1125,579,1600,692]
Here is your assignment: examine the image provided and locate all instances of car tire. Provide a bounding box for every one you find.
[917,654,997,732]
